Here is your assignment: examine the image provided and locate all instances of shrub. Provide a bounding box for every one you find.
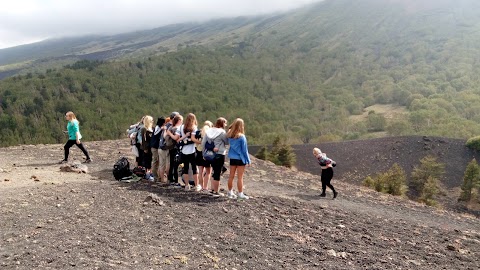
[460,159,480,202]
[411,156,445,206]
[363,163,408,196]
[259,136,296,168]
[466,136,480,151]
[419,176,439,206]
[255,146,268,160]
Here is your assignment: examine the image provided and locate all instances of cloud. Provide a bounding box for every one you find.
[0,0,320,49]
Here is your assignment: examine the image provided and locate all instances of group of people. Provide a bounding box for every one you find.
[60,111,338,200]
[129,111,251,199]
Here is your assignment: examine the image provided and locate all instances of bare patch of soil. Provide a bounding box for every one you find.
[1,139,479,269]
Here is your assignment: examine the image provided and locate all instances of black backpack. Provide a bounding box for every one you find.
[113,157,132,180]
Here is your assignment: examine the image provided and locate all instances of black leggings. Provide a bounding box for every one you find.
[168,149,179,183]
[64,140,90,160]
[182,153,197,175]
[143,149,152,169]
[211,155,225,181]
[135,143,144,166]
[321,167,335,193]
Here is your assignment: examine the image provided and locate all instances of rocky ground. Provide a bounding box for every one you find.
[1,139,479,269]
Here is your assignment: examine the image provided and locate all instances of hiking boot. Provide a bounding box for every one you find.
[83,158,92,164]
[333,191,338,199]
[319,193,326,197]
[238,192,249,200]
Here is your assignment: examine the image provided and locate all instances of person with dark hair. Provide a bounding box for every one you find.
[150,117,166,181]
[60,111,92,164]
[202,117,229,196]
[166,114,183,185]
[158,117,171,183]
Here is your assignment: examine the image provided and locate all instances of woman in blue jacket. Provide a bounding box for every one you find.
[60,111,91,164]
[226,118,251,200]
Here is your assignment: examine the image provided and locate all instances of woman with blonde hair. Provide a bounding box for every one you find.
[140,115,154,181]
[195,120,213,191]
[313,147,337,199]
[60,111,92,164]
[226,118,251,199]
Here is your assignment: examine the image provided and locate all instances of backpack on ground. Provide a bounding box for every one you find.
[113,157,132,180]
[202,138,216,161]
[132,166,146,178]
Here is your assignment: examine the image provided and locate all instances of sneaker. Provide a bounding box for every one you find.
[58,160,68,164]
[83,158,92,164]
[195,185,202,192]
[210,191,224,197]
[237,192,249,200]
[171,183,182,188]
[227,191,237,199]
[185,185,191,191]
[148,175,155,182]
[320,193,326,197]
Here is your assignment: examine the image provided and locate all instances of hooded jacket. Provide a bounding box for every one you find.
[202,127,228,155]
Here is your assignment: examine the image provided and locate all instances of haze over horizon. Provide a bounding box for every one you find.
[0,0,320,50]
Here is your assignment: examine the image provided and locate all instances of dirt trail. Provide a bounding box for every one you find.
[1,140,479,269]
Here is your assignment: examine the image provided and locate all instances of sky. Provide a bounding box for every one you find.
[0,0,320,49]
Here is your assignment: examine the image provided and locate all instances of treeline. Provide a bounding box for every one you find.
[1,39,480,146]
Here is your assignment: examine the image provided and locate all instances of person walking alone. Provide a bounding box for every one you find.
[60,111,92,164]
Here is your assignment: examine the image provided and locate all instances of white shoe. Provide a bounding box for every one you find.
[195,185,202,192]
[238,192,249,200]
[185,185,191,191]
[227,190,237,199]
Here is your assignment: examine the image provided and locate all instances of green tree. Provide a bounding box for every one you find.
[255,146,268,160]
[459,159,480,202]
[411,155,445,206]
[363,163,407,196]
[277,144,296,168]
[367,112,386,132]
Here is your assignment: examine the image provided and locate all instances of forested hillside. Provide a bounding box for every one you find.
[2,0,480,146]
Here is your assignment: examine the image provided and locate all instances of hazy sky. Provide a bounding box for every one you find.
[0,0,320,49]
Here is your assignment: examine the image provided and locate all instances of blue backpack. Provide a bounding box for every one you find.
[202,138,216,161]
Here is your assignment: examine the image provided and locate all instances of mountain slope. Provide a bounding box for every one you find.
[2,0,480,146]
[0,139,479,269]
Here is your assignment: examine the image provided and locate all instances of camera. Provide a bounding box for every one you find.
[194,130,201,139]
